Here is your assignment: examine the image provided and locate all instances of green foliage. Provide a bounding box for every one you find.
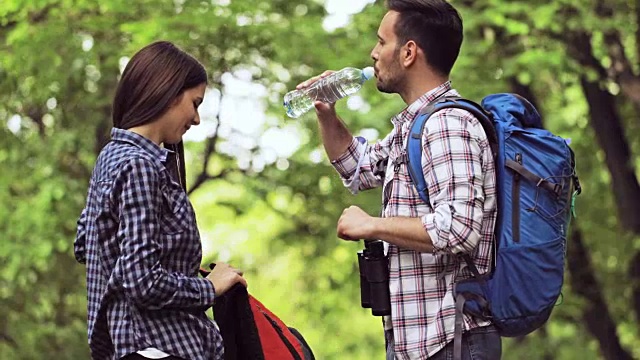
[2,0,640,359]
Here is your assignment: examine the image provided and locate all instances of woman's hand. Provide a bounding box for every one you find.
[206,262,247,296]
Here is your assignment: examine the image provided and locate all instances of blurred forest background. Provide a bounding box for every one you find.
[2,0,640,359]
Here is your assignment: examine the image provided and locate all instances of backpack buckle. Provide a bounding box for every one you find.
[392,152,407,172]
[573,175,582,195]
[481,307,493,320]
[374,158,388,178]
[537,178,563,197]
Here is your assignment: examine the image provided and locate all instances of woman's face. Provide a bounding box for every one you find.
[158,83,206,144]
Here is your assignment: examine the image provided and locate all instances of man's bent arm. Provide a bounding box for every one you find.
[371,216,434,253]
[316,104,353,161]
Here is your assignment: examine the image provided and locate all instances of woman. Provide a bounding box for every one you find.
[74,41,246,360]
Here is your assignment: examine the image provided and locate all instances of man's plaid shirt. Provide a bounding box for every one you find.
[332,82,497,359]
[75,128,223,360]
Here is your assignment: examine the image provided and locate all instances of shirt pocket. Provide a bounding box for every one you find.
[160,182,191,235]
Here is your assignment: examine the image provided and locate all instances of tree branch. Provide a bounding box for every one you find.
[606,45,640,106]
[0,332,17,348]
[560,30,609,79]
[24,105,46,137]
[0,3,56,31]
[636,0,640,67]
[188,86,226,195]
[187,168,232,196]
[594,0,640,106]
[188,118,222,195]
[202,118,222,175]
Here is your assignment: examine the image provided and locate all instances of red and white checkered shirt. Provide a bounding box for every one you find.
[332,82,497,359]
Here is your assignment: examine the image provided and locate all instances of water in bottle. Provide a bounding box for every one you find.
[283,66,375,118]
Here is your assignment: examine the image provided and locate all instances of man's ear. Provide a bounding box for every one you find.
[402,41,419,68]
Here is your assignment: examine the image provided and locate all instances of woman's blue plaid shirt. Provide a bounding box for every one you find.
[75,128,224,360]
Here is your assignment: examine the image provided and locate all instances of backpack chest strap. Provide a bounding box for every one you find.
[391,152,408,172]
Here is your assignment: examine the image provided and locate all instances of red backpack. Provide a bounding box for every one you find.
[200,268,314,360]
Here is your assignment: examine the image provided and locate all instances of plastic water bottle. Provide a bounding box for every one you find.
[283,66,375,118]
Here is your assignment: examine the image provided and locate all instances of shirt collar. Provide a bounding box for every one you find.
[391,81,455,125]
[110,128,172,162]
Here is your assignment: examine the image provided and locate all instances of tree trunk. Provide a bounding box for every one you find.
[94,117,110,156]
[628,252,640,325]
[567,224,633,360]
[508,77,540,112]
[580,78,640,233]
[560,29,640,234]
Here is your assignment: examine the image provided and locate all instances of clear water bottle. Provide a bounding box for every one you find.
[284,66,375,118]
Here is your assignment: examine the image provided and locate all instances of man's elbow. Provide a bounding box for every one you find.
[429,210,482,254]
[451,228,481,254]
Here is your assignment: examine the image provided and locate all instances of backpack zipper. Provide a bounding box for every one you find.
[260,310,302,360]
[513,153,522,243]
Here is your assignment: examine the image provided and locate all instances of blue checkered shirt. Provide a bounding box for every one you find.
[75,128,224,360]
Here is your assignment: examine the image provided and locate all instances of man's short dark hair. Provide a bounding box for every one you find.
[386,0,463,76]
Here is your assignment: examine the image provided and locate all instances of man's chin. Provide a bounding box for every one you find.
[376,83,395,94]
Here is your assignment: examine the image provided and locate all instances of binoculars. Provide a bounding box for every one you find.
[357,240,391,316]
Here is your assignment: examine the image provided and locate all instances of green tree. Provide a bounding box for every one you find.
[2,0,640,359]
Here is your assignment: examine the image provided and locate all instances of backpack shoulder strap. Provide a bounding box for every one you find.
[406,97,496,206]
[406,98,497,360]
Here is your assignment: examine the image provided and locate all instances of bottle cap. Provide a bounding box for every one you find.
[362,67,375,80]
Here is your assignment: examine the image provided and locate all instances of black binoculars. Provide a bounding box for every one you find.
[357,240,391,316]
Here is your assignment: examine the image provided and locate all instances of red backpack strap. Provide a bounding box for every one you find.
[248,295,304,360]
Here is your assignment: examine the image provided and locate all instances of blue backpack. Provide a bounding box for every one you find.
[405,94,581,357]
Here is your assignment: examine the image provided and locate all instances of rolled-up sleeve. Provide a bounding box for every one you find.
[113,158,216,310]
[331,131,396,193]
[420,109,486,254]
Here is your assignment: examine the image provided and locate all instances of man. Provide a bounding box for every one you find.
[297,0,500,359]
